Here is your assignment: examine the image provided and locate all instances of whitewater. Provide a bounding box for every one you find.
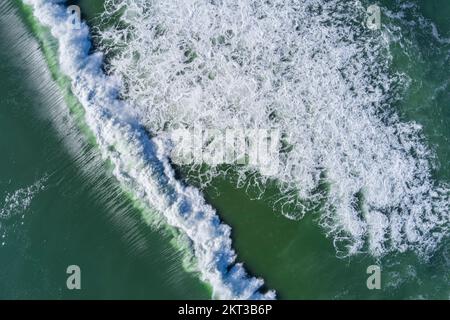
[22,0,449,299]
[23,0,275,300]
[96,0,449,259]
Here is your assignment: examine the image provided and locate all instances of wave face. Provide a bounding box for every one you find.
[23,0,274,300]
[97,0,449,258]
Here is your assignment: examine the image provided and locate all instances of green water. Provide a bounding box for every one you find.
[190,0,450,299]
[199,1,450,299]
[1,0,449,300]
[0,0,208,299]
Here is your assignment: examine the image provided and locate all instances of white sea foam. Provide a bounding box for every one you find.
[96,0,449,258]
[0,178,46,219]
[23,0,274,299]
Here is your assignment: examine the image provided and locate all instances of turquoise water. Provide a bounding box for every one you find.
[1,0,449,300]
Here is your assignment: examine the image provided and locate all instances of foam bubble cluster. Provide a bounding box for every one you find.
[24,0,275,299]
[0,178,46,219]
[97,0,449,258]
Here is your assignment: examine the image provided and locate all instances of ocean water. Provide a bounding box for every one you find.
[0,0,208,299]
[1,0,449,299]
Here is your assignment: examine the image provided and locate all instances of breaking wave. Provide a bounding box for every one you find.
[23,0,274,300]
